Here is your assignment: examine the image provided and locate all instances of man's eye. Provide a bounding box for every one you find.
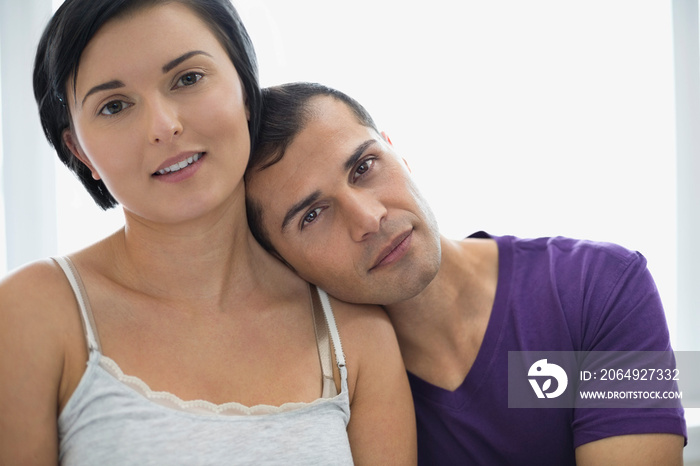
[302,207,322,228]
[176,72,203,88]
[100,100,129,116]
[353,158,375,180]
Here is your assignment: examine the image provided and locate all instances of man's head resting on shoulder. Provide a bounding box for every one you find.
[245,82,442,305]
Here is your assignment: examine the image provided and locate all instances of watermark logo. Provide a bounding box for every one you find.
[509,351,693,408]
[528,359,568,399]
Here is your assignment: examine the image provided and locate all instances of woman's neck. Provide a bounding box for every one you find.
[100,196,277,307]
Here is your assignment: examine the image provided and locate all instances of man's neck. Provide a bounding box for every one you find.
[384,235,499,390]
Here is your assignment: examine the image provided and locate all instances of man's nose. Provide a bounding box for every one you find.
[342,189,387,242]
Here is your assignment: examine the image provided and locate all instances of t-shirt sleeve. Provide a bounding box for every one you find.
[567,243,687,447]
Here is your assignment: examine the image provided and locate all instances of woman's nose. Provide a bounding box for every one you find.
[146,96,183,144]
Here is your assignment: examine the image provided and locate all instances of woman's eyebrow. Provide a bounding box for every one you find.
[81,80,124,107]
[80,51,213,107]
[162,50,212,73]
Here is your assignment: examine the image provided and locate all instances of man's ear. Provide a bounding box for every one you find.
[381,131,393,146]
[381,131,412,173]
[62,128,100,180]
[402,157,412,173]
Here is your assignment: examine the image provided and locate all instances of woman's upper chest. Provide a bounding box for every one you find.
[63,272,326,410]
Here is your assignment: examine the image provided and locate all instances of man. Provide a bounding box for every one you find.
[245,82,686,465]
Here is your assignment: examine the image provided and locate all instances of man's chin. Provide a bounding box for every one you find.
[319,275,434,307]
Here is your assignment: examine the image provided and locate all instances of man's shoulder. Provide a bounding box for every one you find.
[472,232,644,270]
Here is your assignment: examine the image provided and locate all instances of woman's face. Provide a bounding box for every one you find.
[63,2,250,224]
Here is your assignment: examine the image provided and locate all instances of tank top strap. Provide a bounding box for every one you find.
[310,285,347,397]
[309,285,334,397]
[53,256,101,353]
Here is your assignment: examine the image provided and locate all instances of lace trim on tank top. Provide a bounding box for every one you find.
[97,354,347,416]
[53,256,348,417]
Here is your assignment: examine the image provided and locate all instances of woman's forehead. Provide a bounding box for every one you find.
[70,3,225,99]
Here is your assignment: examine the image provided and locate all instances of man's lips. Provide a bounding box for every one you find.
[370,229,413,271]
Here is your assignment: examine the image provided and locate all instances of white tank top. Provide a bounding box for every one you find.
[54,257,353,465]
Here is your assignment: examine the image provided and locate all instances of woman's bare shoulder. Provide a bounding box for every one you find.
[0,258,82,341]
[1,257,72,302]
[325,297,417,464]
[325,298,402,379]
[328,298,393,335]
[1,235,116,305]
[0,259,83,462]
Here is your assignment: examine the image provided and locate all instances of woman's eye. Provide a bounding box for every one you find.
[353,158,375,181]
[100,100,129,116]
[176,72,203,88]
[302,207,322,228]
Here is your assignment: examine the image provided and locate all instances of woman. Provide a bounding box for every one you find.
[0,0,416,464]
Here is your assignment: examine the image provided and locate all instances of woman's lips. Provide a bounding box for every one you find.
[153,152,205,176]
[152,153,206,183]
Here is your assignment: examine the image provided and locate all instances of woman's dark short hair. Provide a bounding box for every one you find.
[245,82,379,255]
[33,0,261,209]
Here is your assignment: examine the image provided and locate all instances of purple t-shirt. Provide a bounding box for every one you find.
[408,233,686,465]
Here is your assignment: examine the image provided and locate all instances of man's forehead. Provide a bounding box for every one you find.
[273,101,375,171]
[248,97,379,218]
[297,98,371,144]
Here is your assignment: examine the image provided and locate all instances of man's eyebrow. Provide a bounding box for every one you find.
[80,51,212,108]
[281,190,321,233]
[279,140,377,233]
[162,50,212,73]
[344,139,377,171]
[81,80,125,107]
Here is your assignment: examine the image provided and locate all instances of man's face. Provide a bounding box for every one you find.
[246,96,441,304]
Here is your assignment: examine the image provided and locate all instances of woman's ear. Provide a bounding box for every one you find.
[62,129,101,180]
